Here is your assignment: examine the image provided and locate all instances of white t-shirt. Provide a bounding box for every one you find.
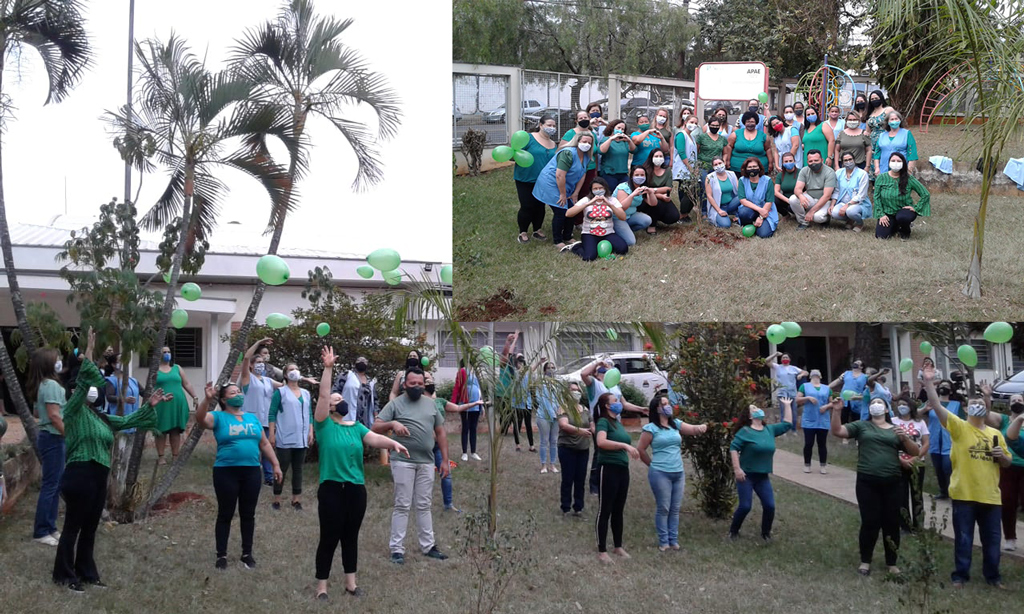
[576,196,618,236]
[893,416,929,461]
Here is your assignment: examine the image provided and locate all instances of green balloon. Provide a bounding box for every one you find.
[256,255,290,286]
[781,322,802,338]
[421,356,430,367]
[368,248,401,272]
[919,341,933,355]
[758,91,769,103]
[181,282,201,301]
[957,344,978,368]
[266,313,291,329]
[440,265,453,285]
[383,269,402,286]
[171,308,188,329]
[316,322,330,337]
[899,358,914,373]
[741,224,756,238]
[162,272,172,284]
[491,145,514,162]
[606,328,618,341]
[604,367,621,389]
[766,324,787,345]
[597,240,612,258]
[983,321,1013,344]
[513,149,534,168]
[510,130,530,151]
[841,389,855,401]
[356,265,374,279]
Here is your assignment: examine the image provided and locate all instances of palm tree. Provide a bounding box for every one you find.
[874,0,1024,298]
[0,0,91,457]
[106,34,295,518]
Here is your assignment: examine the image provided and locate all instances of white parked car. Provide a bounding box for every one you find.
[557,352,677,405]
[485,100,543,123]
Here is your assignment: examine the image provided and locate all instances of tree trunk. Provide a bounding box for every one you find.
[0,338,40,458]
[962,165,991,299]
[106,351,132,509]
[853,323,882,369]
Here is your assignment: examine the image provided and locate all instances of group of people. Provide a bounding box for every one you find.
[514,90,931,259]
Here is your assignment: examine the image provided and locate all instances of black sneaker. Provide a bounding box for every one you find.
[215,557,227,570]
[292,501,303,511]
[66,582,85,594]
[728,532,739,541]
[271,502,281,511]
[241,554,257,569]
[390,552,405,565]
[424,546,448,560]
[84,580,108,589]
[762,534,773,544]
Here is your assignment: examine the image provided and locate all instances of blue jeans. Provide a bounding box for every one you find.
[951,500,1002,584]
[432,444,453,508]
[536,418,558,465]
[261,427,274,484]
[34,430,66,538]
[729,473,775,537]
[708,195,740,227]
[931,453,952,497]
[737,205,777,238]
[648,468,685,546]
[612,213,651,246]
[601,173,627,190]
[830,202,865,225]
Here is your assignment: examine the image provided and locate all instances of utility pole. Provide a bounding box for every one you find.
[124,0,136,205]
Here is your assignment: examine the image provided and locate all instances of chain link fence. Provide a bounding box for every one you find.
[521,70,609,138]
[453,72,510,149]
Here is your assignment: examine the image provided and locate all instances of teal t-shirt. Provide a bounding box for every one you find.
[642,419,684,473]
[601,134,632,174]
[1000,414,1024,469]
[718,178,735,203]
[314,417,371,485]
[35,378,66,435]
[729,422,791,474]
[212,411,263,467]
[596,417,631,467]
[513,133,557,184]
[630,130,661,167]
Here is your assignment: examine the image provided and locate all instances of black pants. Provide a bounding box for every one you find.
[53,461,108,585]
[315,481,367,579]
[577,233,628,261]
[595,464,629,552]
[558,446,590,513]
[273,447,307,496]
[674,181,697,216]
[775,195,793,216]
[875,209,918,239]
[549,206,575,244]
[589,431,601,494]
[213,466,262,558]
[460,411,480,454]
[855,474,902,566]
[637,199,681,226]
[515,180,546,234]
[803,428,829,465]
[841,404,856,425]
[900,465,926,531]
[514,408,534,447]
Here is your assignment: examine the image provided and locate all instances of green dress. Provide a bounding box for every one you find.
[729,129,768,174]
[155,365,190,434]
[802,124,829,166]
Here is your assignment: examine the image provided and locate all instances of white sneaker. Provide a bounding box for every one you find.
[51,531,61,540]
[551,465,560,473]
[34,535,59,546]
[1004,539,1017,551]
[461,453,468,462]
[540,467,548,474]
[471,453,482,461]
[820,466,828,475]
[803,465,811,473]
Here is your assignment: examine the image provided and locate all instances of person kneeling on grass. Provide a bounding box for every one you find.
[424,371,484,512]
[312,347,409,601]
[611,166,654,245]
[728,398,793,543]
[564,178,629,261]
[594,393,641,563]
[704,156,740,228]
[873,151,930,241]
[790,149,837,229]
[736,157,779,238]
[830,151,872,232]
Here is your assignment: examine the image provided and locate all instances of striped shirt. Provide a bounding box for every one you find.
[872,173,930,218]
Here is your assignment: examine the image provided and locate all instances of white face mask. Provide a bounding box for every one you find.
[687,123,699,133]
[652,156,664,165]
[592,189,605,197]
[286,370,301,382]
[784,113,795,121]
[577,142,592,152]
[570,391,582,401]
[897,404,910,416]
[54,360,63,373]
[889,160,903,171]
[86,387,99,403]
[869,403,887,417]
[713,165,726,174]
[966,403,988,417]
[656,116,667,125]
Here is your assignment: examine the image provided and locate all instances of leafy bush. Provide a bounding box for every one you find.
[617,380,648,409]
[435,379,455,403]
[887,496,951,614]
[455,511,536,614]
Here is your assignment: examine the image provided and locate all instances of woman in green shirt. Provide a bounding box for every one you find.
[594,392,641,563]
[800,106,835,167]
[774,152,800,218]
[515,115,558,244]
[52,329,166,592]
[831,394,920,575]
[695,117,727,183]
[313,347,408,601]
[873,152,930,240]
[728,398,793,541]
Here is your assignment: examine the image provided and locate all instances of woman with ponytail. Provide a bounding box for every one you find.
[728,398,793,542]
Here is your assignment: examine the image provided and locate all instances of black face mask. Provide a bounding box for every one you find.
[578,119,590,129]
[869,99,881,109]
[425,384,436,395]
[406,386,424,401]
[406,358,419,369]
[746,169,759,177]
[355,363,367,372]
[854,102,866,110]
[709,126,720,134]
[938,387,951,396]
[1011,403,1024,414]
[809,162,823,172]
[794,108,804,116]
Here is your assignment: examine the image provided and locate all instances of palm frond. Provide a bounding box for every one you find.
[321,115,386,191]
[312,60,403,140]
[140,164,185,232]
[189,171,227,243]
[4,0,92,104]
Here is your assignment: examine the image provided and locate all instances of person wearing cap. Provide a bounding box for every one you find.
[767,352,806,429]
[830,360,868,425]
[581,357,646,495]
[831,391,920,576]
[920,365,1011,589]
[797,369,833,474]
[728,398,793,542]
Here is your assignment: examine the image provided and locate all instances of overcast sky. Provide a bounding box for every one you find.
[2,0,451,262]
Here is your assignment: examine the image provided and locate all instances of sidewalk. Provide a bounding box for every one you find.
[1,414,26,446]
[773,449,1024,560]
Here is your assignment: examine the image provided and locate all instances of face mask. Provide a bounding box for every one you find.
[355,362,367,372]
[889,160,903,172]
[784,113,795,121]
[746,123,757,131]
[638,123,650,131]
[86,387,99,403]
[425,384,436,395]
[578,119,590,129]
[709,126,720,134]
[783,162,795,170]
[286,370,301,382]
[806,114,817,123]
[656,116,667,125]
[888,120,901,130]
[869,98,881,108]
[660,404,673,417]
[794,108,804,116]
[578,142,592,152]
[1011,403,1024,414]
[406,358,420,369]
[781,358,790,365]
[748,105,758,113]
[571,391,582,401]
[254,363,266,376]
[406,386,424,401]
[103,353,117,363]
[544,369,555,377]
[746,169,759,177]
[855,102,866,110]
[809,162,823,172]
[589,112,601,119]
[226,395,245,408]
[614,128,624,134]
[687,123,699,133]
[713,164,726,174]
[592,189,605,197]
[542,126,557,136]
[608,402,623,416]
[652,156,664,166]
[54,360,63,373]
[332,399,348,414]
[869,403,886,417]
[751,409,765,420]
[633,176,645,185]
[897,404,910,416]
[966,403,987,417]
[163,353,171,363]
[938,387,951,396]
[844,161,856,170]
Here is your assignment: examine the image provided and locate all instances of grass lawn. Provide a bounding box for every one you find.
[2,423,1023,613]
[918,125,1024,162]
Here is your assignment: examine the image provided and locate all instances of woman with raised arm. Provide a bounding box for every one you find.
[195,378,282,571]
[728,398,793,542]
[831,393,920,576]
[312,347,409,601]
[241,337,285,486]
[594,392,641,563]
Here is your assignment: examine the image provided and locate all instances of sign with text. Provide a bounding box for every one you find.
[695,62,770,101]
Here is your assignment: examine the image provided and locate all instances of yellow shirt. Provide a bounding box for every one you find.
[947,413,1011,505]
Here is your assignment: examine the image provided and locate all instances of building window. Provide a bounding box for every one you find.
[1013,345,1024,375]
[437,331,504,368]
[141,328,203,368]
[556,331,632,366]
[940,340,992,372]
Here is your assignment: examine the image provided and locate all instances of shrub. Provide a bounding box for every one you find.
[435,379,455,403]
[455,511,536,614]
[886,496,951,614]
[461,128,487,176]
[617,380,648,409]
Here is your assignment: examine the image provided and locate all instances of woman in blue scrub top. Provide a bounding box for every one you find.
[532,132,594,249]
[830,360,868,424]
[797,369,833,473]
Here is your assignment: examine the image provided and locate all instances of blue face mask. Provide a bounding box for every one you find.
[608,402,623,416]
[614,128,624,134]
[590,111,601,118]
[806,114,817,123]
[659,404,673,416]
[163,352,172,363]
[783,162,795,170]
[889,120,901,130]
[751,409,765,420]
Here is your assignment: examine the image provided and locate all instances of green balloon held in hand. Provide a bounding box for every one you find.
[491,145,514,162]
[766,324,787,345]
[597,240,612,258]
[899,358,914,373]
[421,356,430,367]
[841,389,856,401]
[741,225,756,238]
[356,265,374,279]
[266,313,291,329]
[919,341,932,355]
[440,265,453,285]
[256,255,290,286]
[171,309,188,329]
[781,322,801,338]
[957,344,978,368]
[513,150,534,168]
[181,282,201,301]
[603,367,621,388]
[316,322,330,337]
[758,91,769,104]
[983,321,1013,344]
[368,248,401,272]
[510,130,530,151]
